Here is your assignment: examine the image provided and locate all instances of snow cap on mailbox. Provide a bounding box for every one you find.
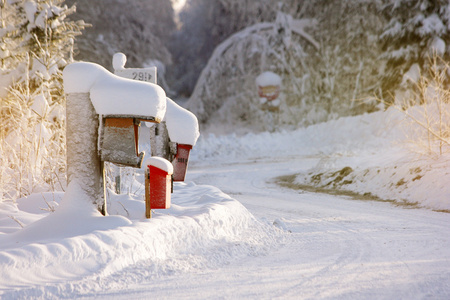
[164,97,200,146]
[255,71,282,87]
[63,62,166,121]
[141,156,173,174]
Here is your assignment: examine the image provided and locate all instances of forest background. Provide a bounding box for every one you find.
[1,0,450,202]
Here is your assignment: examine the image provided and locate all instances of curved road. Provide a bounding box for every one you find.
[102,156,450,299]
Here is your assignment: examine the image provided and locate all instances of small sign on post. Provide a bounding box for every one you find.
[114,68,156,84]
[112,52,157,84]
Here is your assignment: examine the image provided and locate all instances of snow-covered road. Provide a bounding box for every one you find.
[2,110,450,299]
[95,156,450,299]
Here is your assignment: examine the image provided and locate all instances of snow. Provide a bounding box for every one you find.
[164,97,200,146]
[418,13,445,36]
[63,62,166,121]
[401,63,421,85]
[1,107,450,298]
[23,1,37,24]
[430,36,446,56]
[142,156,173,174]
[191,107,450,211]
[0,181,274,297]
[112,52,127,70]
[30,93,49,117]
[255,71,282,87]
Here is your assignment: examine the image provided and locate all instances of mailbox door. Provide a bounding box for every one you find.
[172,144,193,182]
[100,117,143,168]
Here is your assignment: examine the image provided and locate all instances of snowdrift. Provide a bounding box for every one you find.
[0,183,281,297]
[2,105,450,297]
[192,107,450,211]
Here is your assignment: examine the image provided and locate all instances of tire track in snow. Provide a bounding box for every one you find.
[187,157,450,299]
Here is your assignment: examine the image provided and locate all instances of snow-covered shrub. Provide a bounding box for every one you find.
[384,56,450,156]
[0,0,86,201]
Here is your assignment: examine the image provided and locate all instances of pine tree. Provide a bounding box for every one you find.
[0,0,86,200]
[380,0,450,104]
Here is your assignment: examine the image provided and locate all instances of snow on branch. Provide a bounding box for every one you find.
[290,18,319,50]
[185,13,318,125]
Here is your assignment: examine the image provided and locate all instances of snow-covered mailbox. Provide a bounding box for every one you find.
[112,53,199,182]
[143,157,173,218]
[164,98,199,181]
[256,71,282,111]
[63,62,167,215]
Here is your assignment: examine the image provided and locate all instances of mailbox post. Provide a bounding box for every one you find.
[66,92,107,215]
[256,71,282,131]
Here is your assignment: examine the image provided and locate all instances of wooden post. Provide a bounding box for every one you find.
[145,169,151,218]
[115,175,121,194]
[149,122,171,160]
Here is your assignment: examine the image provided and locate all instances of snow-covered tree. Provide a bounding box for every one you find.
[0,0,86,201]
[184,9,320,131]
[303,0,386,117]
[168,0,276,96]
[183,0,387,132]
[65,0,175,71]
[379,0,450,104]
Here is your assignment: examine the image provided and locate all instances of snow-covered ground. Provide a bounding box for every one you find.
[1,107,450,298]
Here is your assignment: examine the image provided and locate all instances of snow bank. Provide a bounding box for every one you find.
[192,108,404,163]
[63,62,166,121]
[191,107,450,211]
[0,182,280,296]
[0,181,131,249]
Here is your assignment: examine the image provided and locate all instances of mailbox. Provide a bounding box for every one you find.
[171,143,193,182]
[144,157,173,218]
[256,71,282,110]
[99,114,158,168]
[258,85,280,101]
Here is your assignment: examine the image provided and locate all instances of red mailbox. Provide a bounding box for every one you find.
[145,157,173,218]
[257,85,280,101]
[171,144,193,182]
